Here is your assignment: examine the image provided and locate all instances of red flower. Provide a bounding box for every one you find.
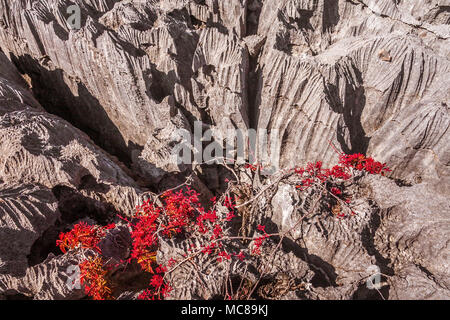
[201,243,216,255]
[245,163,258,171]
[235,251,245,261]
[167,258,177,268]
[155,265,167,273]
[161,284,173,297]
[217,251,231,262]
[212,224,223,239]
[330,187,342,196]
[257,224,266,233]
[226,210,236,221]
[56,222,108,254]
[79,257,113,300]
[58,152,391,301]
[138,289,156,300]
[224,196,235,209]
[150,275,164,288]
[339,153,390,175]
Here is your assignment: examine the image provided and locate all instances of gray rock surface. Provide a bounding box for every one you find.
[0,0,448,300]
[0,0,448,182]
[269,174,450,300]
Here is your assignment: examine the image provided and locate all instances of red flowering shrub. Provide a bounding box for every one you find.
[128,188,202,274]
[292,153,390,219]
[56,222,115,253]
[252,225,269,255]
[339,153,390,175]
[79,257,113,300]
[57,152,390,300]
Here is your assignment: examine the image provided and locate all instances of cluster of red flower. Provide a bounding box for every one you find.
[252,224,269,255]
[338,153,391,175]
[294,154,389,189]
[79,257,113,300]
[55,188,269,300]
[129,188,203,299]
[56,222,115,254]
[129,188,248,299]
[293,153,390,219]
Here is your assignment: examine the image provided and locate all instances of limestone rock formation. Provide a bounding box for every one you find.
[0,0,448,300]
[0,50,141,298]
[270,174,450,300]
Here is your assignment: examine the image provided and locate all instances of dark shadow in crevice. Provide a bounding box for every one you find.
[0,228,38,277]
[185,10,229,35]
[189,14,206,30]
[1,291,33,300]
[246,0,263,36]
[416,264,440,284]
[295,10,315,31]
[393,178,413,187]
[359,206,394,300]
[325,68,370,155]
[109,260,153,297]
[9,53,135,167]
[52,22,69,41]
[82,0,118,18]
[27,223,63,267]
[282,238,338,288]
[423,5,450,23]
[352,281,390,300]
[77,174,111,193]
[144,64,177,104]
[322,0,340,33]
[361,207,394,277]
[51,184,115,225]
[26,182,118,266]
[264,218,339,288]
[193,0,207,5]
[278,9,315,32]
[247,53,263,131]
